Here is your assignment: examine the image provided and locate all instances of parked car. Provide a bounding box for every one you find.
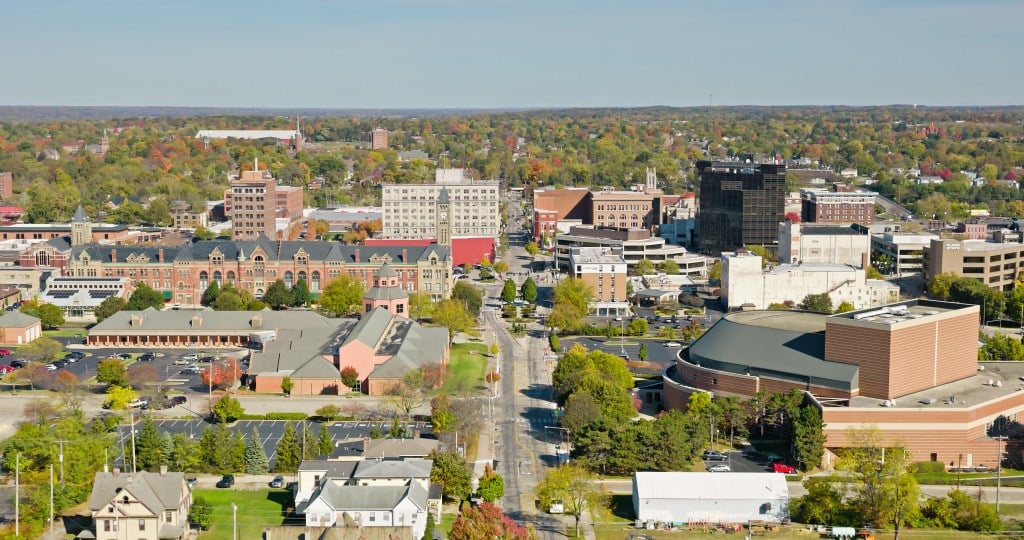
[128,399,148,409]
[198,356,217,363]
[0,365,14,374]
[703,450,728,462]
[117,353,132,360]
[186,477,197,489]
[66,351,85,360]
[664,342,683,348]
[44,364,58,371]
[0,349,11,356]
[9,359,27,368]
[138,353,156,362]
[181,353,199,362]
[168,396,187,406]
[707,463,731,472]
[52,360,68,368]
[269,476,284,488]
[772,462,797,474]
[173,357,191,365]
[181,365,201,374]
[216,475,235,488]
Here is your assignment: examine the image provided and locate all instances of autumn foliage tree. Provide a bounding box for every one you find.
[449,502,533,540]
[200,358,242,391]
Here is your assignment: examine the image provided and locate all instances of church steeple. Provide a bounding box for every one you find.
[70,205,92,247]
[435,187,452,246]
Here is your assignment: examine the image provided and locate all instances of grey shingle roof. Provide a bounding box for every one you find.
[91,308,340,334]
[88,470,185,515]
[342,307,394,348]
[363,285,408,301]
[0,311,40,328]
[72,205,89,223]
[353,459,433,479]
[369,324,448,379]
[436,187,450,204]
[316,483,426,512]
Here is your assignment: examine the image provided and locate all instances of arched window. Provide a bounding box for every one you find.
[284,271,293,288]
[298,271,307,285]
[213,271,222,285]
[178,281,185,291]
[226,271,236,285]
[199,271,209,290]
[311,271,321,291]
[35,250,49,266]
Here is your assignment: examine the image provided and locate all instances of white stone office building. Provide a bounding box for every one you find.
[381,169,500,240]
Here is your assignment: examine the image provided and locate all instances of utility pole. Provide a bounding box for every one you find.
[49,464,53,538]
[996,436,1008,514]
[232,503,238,540]
[130,412,137,474]
[15,453,19,537]
[56,439,67,483]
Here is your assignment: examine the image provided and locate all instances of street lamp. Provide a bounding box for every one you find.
[995,435,1008,514]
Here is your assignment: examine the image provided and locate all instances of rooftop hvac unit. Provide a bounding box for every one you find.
[995,380,1003,387]
[919,398,936,405]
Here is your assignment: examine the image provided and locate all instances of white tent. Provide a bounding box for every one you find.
[632,472,789,525]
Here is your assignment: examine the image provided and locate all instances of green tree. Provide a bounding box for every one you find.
[133,418,168,472]
[477,463,505,503]
[96,358,129,387]
[638,342,648,363]
[94,296,127,322]
[190,496,214,530]
[281,376,293,396]
[211,289,245,310]
[949,277,1005,321]
[658,259,680,275]
[22,303,65,329]
[430,451,473,502]
[433,298,476,341]
[708,260,721,282]
[835,301,855,314]
[626,318,648,336]
[320,275,365,316]
[561,392,602,432]
[536,464,605,538]
[302,423,318,460]
[318,425,334,456]
[793,405,826,471]
[452,281,483,317]
[837,427,920,538]
[501,279,517,303]
[525,241,539,257]
[262,279,293,309]
[201,281,220,306]
[316,404,341,423]
[244,427,269,474]
[798,293,833,314]
[340,366,360,389]
[211,394,244,423]
[494,260,509,276]
[126,283,165,311]
[193,226,216,241]
[634,258,655,276]
[169,432,202,473]
[230,430,246,472]
[520,277,538,303]
[274,423,302,473]
[408,291,435,320]
[866,265,885,280]
[792,477,844,525]
[927,272,959,300]
[292,279,311,306]
[978,333,1024,361]
[15,336,63,363]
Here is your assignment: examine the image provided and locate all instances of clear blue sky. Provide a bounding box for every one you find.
[4,0,1021,108]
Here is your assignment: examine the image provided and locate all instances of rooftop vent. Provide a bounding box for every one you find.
[919,398,937,405]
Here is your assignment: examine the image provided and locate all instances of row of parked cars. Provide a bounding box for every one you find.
[702,449,798,474]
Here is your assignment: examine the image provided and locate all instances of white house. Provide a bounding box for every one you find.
[88,467,191,540]
[302,482,429,538]
[632,472,789,525]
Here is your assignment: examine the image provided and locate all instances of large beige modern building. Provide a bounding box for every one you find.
[923,234,1024,292]
[381,169,500,240]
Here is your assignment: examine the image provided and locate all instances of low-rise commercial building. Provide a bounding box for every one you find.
[0,311,42,346]
[633,472,789,526]
[923,236,1024,292]
[777,222,870,266]
[41,276,130,323]
[721,251,898,310]
[555,226,710,278]
[870,231,938,276]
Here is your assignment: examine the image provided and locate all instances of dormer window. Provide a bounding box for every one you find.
[296,255,308,265]
[211,254,223,265]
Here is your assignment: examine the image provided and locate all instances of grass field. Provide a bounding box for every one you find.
[441,342,489,394]
[43,328,87,338]
[193,488,296,539]
[592,525,1010,540]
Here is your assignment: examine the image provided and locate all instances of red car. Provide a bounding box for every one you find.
[772,462,796,474]
[0,365,14,374]
[0,349,11,356]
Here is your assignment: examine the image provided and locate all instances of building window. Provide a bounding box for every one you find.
[365,303,372,313]
[397,304,404,314]
[104,520,111,532]
[284,271,294,288]
[139,520,146,531]
[165,511,173,523]
[199,271,209,290]
[311,271,321,291]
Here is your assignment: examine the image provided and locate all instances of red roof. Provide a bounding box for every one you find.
[0,206,25,214]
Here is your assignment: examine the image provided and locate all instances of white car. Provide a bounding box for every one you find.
[707,463,731,473]
[665,342,683,348]
[181,353,199,362]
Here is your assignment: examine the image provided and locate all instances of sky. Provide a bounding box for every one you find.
[3,0,1022,108]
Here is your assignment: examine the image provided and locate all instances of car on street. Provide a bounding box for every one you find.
[707,463,731,472]
[664,342,683,348]
[44,364,58,371]
[216,474,235,488]
[270,476,284,488]
[181,365,202,374]
[138,353,156,362]
[181,353,199,362]
[772,462,797,474]
[703,450,728,461]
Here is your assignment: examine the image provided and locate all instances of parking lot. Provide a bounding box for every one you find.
[702,450,779,473]
[561,336,683,375]
[114,419,434,468]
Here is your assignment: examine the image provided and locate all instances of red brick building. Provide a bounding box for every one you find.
[800,189,876,224]
[0,172,12,200]
[662,300,1015,467]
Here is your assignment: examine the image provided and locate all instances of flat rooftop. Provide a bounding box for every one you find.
[766,262,858,274]
[847,361,1024,409]
[571,248,625,264]
[959,240,1024,252]
[799,226,866,236]
[831,299,973,326]
[726,310,827,334]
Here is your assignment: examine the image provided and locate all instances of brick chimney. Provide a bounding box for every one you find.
[110,248,117,262]
[362,437,369,452]
[354,248,360,262]
[158,248,164,263]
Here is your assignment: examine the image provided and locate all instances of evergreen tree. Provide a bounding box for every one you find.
[302,423,318,460]
[201,281,220,306]
[501,279,517,303]
[169,432,202,473]
[263,279,293,309]
[794,405,826,471]
[390,417,407,438]
[520,277,538,303]
[231,430,246,473]
[244,427,270,475]
[292,279,311,306]
[126,283,165,310]
[318,425,334,457]
[198,426,217,473]
[274,423,301,473]
[133,417,167,472]
[211,424,234,473]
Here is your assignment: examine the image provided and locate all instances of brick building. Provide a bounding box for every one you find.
[533,187,591,243]
[369,128,389,150]
[225,169,277,240]
[662,300,1019,467]
[170,202,208,230]
[800,189,876,224]
[0,172,12,200]
[568,247,628,316]
[67,237,453,306]
[0,311,41,346]
[590,190,657,230]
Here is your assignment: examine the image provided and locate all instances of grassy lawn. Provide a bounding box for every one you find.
[193,488,295,539]
[435,507,458,537]
[441,342,489,394]
[44,328,87,338]
[593,525,1001,540]
[914,469,1024,486]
